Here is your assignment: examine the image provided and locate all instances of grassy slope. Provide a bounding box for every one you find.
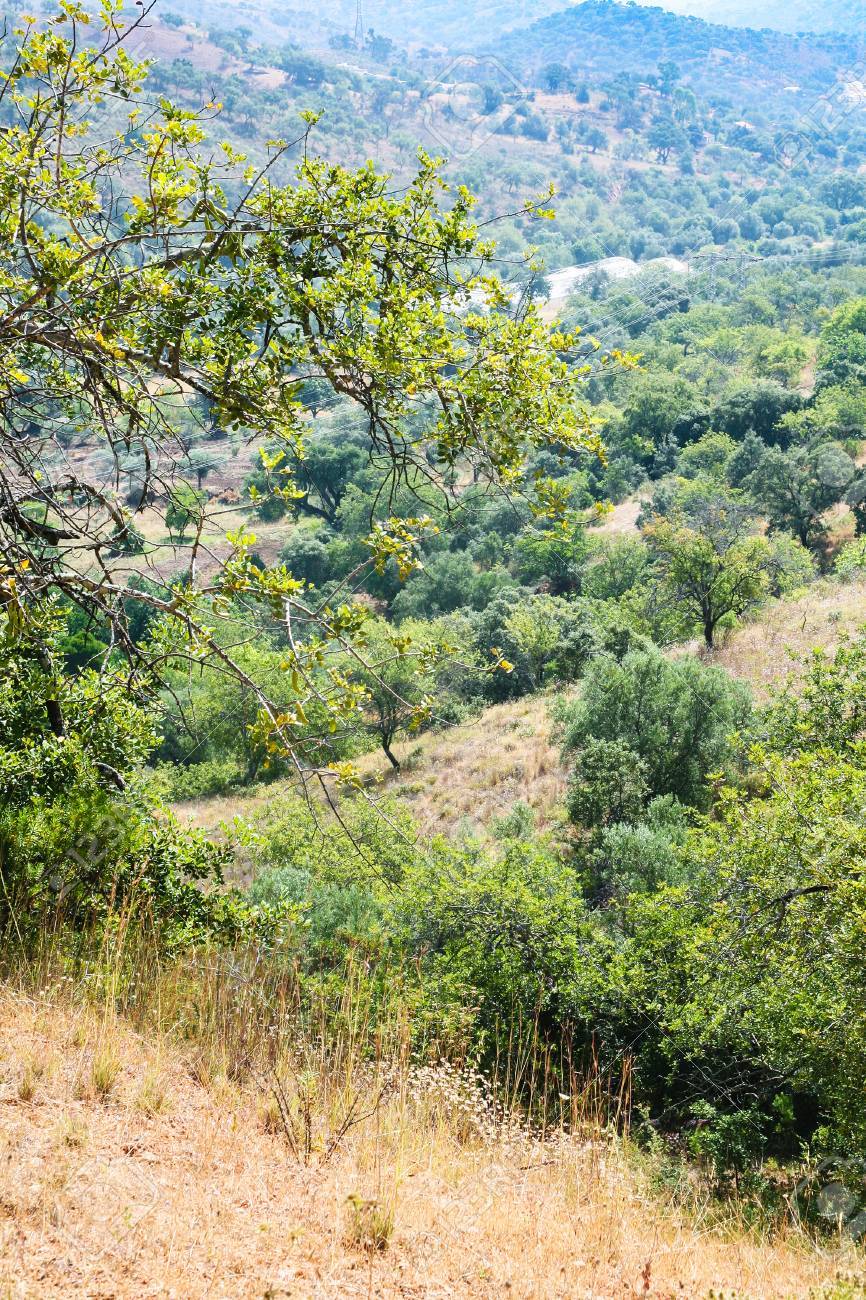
[0,984,858,1299]
[359,690,571,839]
[172,688,571,844]
[368,577,866,833]
[175,576,866,844]
[689,576,866,701]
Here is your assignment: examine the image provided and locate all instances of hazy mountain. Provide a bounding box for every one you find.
[152,0,863,51]
[157,0,581,49]
[656,0,866,36]
[491,1,864,113]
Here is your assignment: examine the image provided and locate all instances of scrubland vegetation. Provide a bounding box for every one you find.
[3,0,866,1293]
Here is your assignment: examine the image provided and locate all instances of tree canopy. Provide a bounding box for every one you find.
[0,1,620,790]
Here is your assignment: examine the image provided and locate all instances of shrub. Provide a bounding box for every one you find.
[559,648,751,807]
[566,738,648,830]
[0,612,244,945]
[834,535,866,579]
[0,791,240,945]
[582,537,651,601]
[149,758,248,802]
[589,796,689,899]
[240,793,417,890]
[249,865,384,961]
[394,836,592,1044]
[279,532,333,587]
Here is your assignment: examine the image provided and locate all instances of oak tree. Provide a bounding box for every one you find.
[0,1,620,792]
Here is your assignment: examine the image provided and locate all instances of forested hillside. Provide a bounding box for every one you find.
[2,1,866,1294]
[492,0,863,110]
[660,0,866,35]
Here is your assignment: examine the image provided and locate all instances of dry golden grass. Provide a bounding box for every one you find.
[359,692,572,840]
[173,691,572,843]
[588,496,643,537]
[0,985,859,1300]
[171,691,569,842]
[692,578,866,702]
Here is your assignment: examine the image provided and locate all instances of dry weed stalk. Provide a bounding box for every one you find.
[0,958,859,1297]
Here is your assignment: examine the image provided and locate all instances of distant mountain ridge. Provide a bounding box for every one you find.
[488,1,865,114]
[137,0,862,52]
[150,0,582,49]
[657,0,865,36]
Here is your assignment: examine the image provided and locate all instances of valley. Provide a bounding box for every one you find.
[3,1,866,1295]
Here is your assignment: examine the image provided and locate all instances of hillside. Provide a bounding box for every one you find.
[0,984,859,1299]
[659,0,866,35]
[153,0,581,51]
[50,0,863,315]
[172,688,570,843]
[153,0,866,48]
[691,577,866,698]
[490,1,864,111]
[6,5,866,1288]
[172,577,866,848]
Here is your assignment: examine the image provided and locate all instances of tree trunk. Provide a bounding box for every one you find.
[382,738,400,771]
[36,648,65,737]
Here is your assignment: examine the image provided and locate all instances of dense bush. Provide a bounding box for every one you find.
[236,641,866,1162]
[0,613,245,945]
[0,792,238,945]
[559,647,751,807]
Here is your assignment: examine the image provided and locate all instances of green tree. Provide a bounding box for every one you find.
[349,617,440,769]
[186,446,225,492]
[779,385,866,446]
[676,637,866,1149]
[542,62,571,91]
[512,519,589,595]
[0,4,611,784]
[585,126,608,154]
[395,834,592,1044]
[560,648,751,807]
[591,796,688,900]
[618,372,700,460]
[582,536,651,601]
[298,376,334,417]
[0,609,238,941]
[391,552,516,620]
[505,596,565,691]
[166,483,206,543]
[278,532,332,588]
[676,432,737,482]
[834,536,866,580]
[817,298,866,388]
[746,442,865,549]
[643,500,776,648]
[292,425,371,525]
[648,114,687,163]
[657,60,681,95]
[711,380,801,444]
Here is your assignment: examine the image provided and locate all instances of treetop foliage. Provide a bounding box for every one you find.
[0,0,625,787]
